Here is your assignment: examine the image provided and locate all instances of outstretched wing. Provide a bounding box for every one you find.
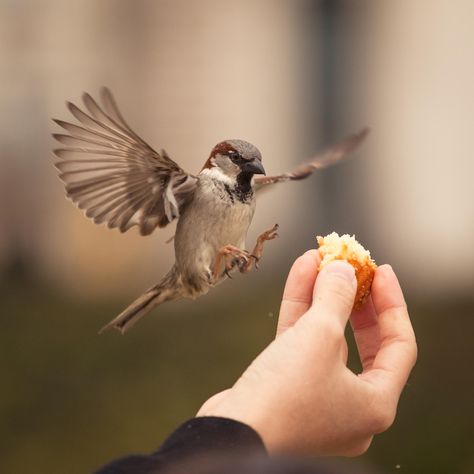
[53,88,197,236]
[254,128,369,191]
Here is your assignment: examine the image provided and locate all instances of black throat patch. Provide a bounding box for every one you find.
[222,172,254,204]
[234,171,254,203]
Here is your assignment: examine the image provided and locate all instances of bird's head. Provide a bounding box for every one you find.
[201,139,265,184]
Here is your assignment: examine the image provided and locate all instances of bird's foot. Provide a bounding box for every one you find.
[240,224,279,272]
[257,223,279,244]
[212,245,250,281]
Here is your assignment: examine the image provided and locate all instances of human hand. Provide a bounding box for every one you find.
[197,250,417,456]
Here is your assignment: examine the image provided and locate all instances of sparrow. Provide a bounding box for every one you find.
[52,88,368,334]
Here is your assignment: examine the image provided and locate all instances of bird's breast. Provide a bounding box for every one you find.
[174,179,256,281]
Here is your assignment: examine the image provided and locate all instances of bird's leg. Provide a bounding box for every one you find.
[239,223,279,273]
[212,245,250,282]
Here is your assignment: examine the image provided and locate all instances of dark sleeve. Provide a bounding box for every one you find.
[94,416,267,474]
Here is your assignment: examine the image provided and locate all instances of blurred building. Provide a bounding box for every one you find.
[0,0,473,299]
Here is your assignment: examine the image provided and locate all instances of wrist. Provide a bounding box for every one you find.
[197,387,287,454]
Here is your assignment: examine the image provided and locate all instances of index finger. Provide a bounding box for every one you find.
[360,265,417,396]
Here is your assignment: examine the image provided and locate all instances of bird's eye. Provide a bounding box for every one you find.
[228,151,240,162]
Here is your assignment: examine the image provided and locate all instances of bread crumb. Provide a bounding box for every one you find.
[316,232,377,309]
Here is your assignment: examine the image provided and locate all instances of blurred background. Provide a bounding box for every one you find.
[1,0,473,472]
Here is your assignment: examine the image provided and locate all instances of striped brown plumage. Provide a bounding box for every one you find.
[53,87,197,236]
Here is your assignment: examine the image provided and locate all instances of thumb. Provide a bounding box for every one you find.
[308,260,357,332]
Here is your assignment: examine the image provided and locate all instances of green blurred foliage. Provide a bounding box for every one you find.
[1,267,473,474]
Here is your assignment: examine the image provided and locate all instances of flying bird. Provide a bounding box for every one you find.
[52,88,369,334]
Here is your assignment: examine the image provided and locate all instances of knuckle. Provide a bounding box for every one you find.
[345,437,373,457]
[293,255,309,273]
[368,398,397,433]
[318,317,343,340]
[410,335,419,366]
[361,353,376,368]
[321,277,355,308]
[299,312,342,343]
[360,387,398,434]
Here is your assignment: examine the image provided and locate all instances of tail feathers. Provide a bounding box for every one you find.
[99,269,181,334]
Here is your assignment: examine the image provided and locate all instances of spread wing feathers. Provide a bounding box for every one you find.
[52,88,197,235]
[254,128,370,191]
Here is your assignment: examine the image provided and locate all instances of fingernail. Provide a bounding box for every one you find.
[384,264,394,274]
[324,260,356,284]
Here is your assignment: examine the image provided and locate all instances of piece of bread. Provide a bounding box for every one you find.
[316,232,377,309]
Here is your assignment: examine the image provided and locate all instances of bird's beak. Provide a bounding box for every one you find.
[242,159,266,175]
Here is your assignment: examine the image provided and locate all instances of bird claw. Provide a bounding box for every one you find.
[244,224,279,272]
[250,254,260,269]
[264,223,279,240]
[258,224,279,243]
[215,245,251,278]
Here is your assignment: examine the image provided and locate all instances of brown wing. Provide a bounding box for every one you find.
[52,88,197,236]
[254,128,369,190]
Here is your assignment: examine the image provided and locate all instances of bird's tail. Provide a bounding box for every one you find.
[99,267,182,335]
